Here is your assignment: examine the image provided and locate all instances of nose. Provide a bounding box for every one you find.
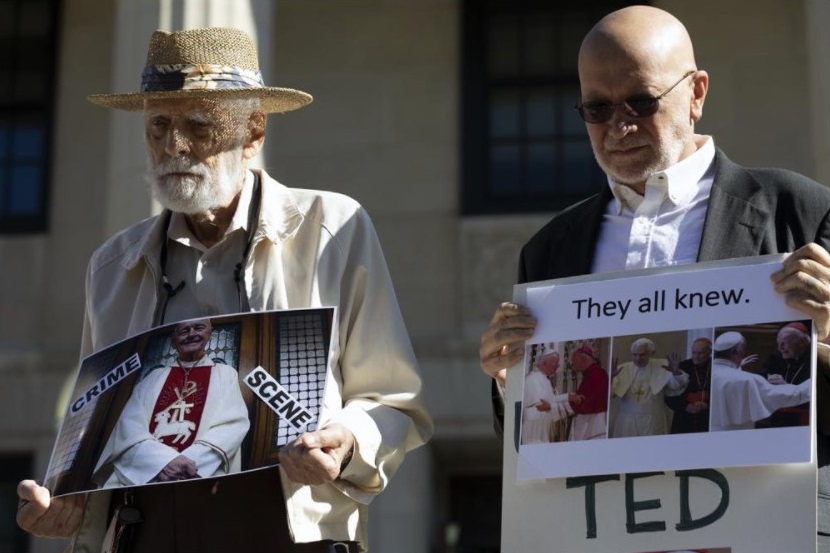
[164,126,191,157]
[606,112,638,140]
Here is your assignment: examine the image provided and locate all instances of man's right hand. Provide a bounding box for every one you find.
[768,374,786,385]
[480,302,537,386]
[16,479,84,538]
[153,455,199,481]
[535,399,551,412]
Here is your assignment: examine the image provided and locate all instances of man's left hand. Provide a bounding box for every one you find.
[772,243,830,340]
[279,422,355,485]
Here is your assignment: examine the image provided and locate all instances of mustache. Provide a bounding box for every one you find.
[153,158,209,178]
[604,139,648,151]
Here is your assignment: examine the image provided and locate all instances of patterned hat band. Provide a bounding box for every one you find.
[88,28,312,112]
[141,64,265,92]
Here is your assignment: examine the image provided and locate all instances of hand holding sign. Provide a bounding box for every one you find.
[480,302,537,386]
[16,480,84,538]
[278,423,356,485]
[772,242,830,340]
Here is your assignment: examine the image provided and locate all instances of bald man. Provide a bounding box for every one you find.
[478,5,830,549]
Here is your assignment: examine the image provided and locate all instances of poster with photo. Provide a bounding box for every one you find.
[502,255,817,553]
[43,307,335,498]
[518,256,814,480]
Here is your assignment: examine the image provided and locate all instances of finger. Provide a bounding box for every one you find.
[773,258,830,293]
[60,494,85,536]
[47,495,84,537]
[16,482,50,528]
[480,344,525,379]
[17,480,46,506]
[279,445,333,485]
[480,317,537,358]
[782,294,830,337]
[773,244,830,283]
[18,490,83,538]
[489,302,533,325]
[306,424,352,451]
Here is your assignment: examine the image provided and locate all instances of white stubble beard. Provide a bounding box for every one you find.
[595,112,691,187]
[147,149,244,214]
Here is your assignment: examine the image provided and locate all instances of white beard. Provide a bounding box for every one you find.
[148,149,244,214]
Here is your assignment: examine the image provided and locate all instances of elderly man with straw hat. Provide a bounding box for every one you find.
[16,27,432,553]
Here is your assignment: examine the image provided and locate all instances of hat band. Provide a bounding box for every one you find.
[141,64,265,92]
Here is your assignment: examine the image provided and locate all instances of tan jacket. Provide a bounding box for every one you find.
[71,170,433,551]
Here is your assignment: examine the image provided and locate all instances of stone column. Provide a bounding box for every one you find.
[103,0,273,236]
[806,0,830,186]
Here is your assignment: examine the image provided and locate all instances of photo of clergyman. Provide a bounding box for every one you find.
[92,317,250,488]
[43,308,334,497]
[520,338,611,445]
[609,329,713,439]
[710,320,812,432]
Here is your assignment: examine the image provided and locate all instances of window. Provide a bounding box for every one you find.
[0,454,33,552]
[0,0,61,233]
[461,1,635,215]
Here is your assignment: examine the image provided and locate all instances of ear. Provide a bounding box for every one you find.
[690,70,709,123]
[242,111,267,160]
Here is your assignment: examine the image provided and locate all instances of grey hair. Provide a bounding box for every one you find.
[630,337,655,353]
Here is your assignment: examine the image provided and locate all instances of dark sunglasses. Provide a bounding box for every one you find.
[575,71,695,124]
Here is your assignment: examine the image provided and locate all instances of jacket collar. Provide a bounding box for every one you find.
[697,148,769,261]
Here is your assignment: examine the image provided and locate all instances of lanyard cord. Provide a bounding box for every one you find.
[156,172,262,326]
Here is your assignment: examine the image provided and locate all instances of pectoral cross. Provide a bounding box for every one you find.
[633,385,647,402]
[169,380,197,422]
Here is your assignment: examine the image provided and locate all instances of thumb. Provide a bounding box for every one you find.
[304,425,346,450]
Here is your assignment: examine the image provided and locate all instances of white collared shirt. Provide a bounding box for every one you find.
[591,136,716,274]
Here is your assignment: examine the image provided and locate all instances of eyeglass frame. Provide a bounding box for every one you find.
[574,70,696,124]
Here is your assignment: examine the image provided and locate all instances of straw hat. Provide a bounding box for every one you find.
[87,27,312,113]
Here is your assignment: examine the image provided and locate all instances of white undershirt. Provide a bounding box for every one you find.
[591,136,716,274]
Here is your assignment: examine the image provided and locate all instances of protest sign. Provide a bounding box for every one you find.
[503,256,816,553]
[44,308,335,497]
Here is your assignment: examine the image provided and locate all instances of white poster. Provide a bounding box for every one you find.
[503,255,817,553]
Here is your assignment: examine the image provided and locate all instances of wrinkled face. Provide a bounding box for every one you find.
[778,329,809,360]
[691,343,711,366]
[578,57,696,189]
[538,353,560,376]
[144,98,251,213]
[631,343,653,368]
[172,319,213,362]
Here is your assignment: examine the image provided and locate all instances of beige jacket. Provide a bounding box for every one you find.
[71,170,433,551]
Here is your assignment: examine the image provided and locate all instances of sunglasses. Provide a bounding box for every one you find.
[575,71,695,124]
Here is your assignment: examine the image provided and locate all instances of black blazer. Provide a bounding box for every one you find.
[497,148,830,541]
[518,148,830,282]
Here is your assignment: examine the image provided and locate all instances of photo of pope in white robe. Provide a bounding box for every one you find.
[522,350,579,444]
[709,330,811,432]
[93,318,250,487]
